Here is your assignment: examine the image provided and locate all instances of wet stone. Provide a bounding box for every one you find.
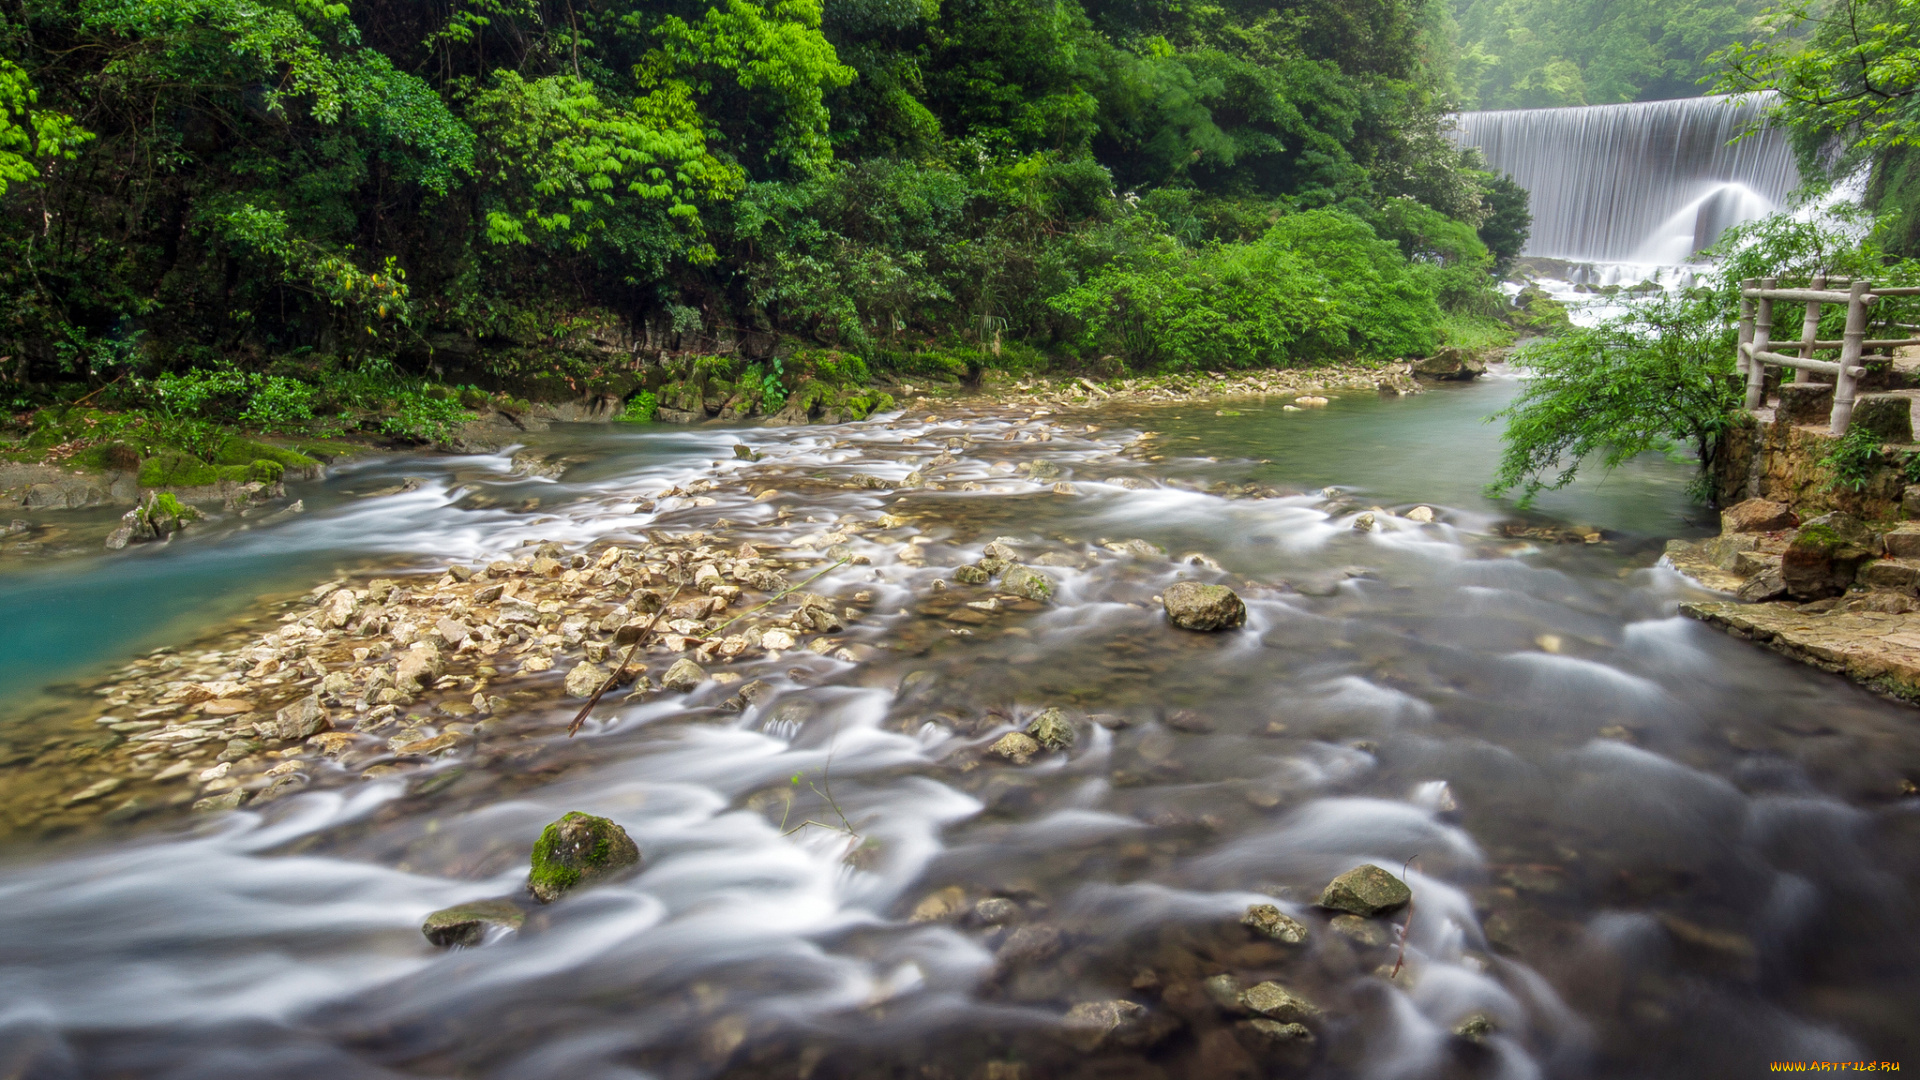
[1163,581,1247,631]
[970,897,1019,926]
[422,898,526,947]
[564,662,609,698]
[1000,565,1055,602]
[660,659,706,692]
[1317,863,1411,917]
[274,696,330,740]
[1025,708,1074,751]
[528,811,642,903]
[996,924,1063,966]
[1059,1000,1174,1053]
[1452,1013,1495,1043]
[1237,981,1318,1023]
[989,732,1041,765]
[1328,913,1388,946]
[1242,903,1309,944]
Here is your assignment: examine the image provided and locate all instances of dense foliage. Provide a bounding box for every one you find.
[1713,0,1920,257]
[1449,0,1774,108]
[0,0,1527,421]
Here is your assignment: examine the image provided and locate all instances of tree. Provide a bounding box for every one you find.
[1489,294,1740,503]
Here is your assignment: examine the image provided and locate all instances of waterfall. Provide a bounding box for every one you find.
[1451,95,1801,264]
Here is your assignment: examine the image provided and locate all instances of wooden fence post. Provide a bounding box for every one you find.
[1737,277,1756,380]
[1796,276,1825,384]
[1830,281,1871,435]
[1746,277,1775,411]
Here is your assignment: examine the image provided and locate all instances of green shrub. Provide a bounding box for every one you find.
[1822,425,1882,493]
[1049,209,1441,370]
[381,394,473,443]
[618,391,659,422]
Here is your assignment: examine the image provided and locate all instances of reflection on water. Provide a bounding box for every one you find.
[0,381,1915,1080]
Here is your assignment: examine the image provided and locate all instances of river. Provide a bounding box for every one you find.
[1,376,1915,1078]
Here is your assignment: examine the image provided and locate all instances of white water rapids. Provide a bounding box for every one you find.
[1,387,1913,1078]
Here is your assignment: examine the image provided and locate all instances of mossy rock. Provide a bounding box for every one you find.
[528,811,642,903]
[138,450,248,488]
[70,441,141,472]
[247,459,284,483]
[211,438,317,473]
[422,897,526,947]
[836,388,897,421]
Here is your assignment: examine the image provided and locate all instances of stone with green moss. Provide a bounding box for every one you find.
[422,897,526,947]
[528,811,642,903]
[138,450,245,488]
[1001,564,1055,602]
[212,438,317,474]
[1782,513,1878,600]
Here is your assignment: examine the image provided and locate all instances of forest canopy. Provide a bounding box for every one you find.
[0,0,1526,408]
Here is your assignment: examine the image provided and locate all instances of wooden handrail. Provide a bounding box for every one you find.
[1738,278,1881,434]
[1740,342,1866,377]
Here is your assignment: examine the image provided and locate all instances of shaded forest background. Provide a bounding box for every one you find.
[0,0,1912,439]
[0,0,1527,422]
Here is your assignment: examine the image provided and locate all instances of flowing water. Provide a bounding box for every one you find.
[1452,96,1799,268]
[2,380,1918,1080]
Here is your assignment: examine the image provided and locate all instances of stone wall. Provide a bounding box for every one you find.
[1714,412,1908,523]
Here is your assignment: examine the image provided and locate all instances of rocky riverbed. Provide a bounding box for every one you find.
[4,381,1914,1080]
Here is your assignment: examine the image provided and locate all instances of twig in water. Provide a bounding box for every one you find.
[705,555,851,639]
[566,581,684,737]
[782,720,860,844]
[1391,855,1420,980]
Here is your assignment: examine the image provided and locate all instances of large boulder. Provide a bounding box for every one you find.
[1317,864,1412,917]
[1782,513,1879,600]
[1720,498,1796,534]
[1410,347,1486,381]
[1163,581,1247,631]
[1887,526,1920,559]
[528,811,642,903]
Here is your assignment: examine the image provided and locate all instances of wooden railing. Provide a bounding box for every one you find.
[1738,277,1920,434]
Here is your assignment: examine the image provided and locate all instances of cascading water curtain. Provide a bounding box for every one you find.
[1451,95,1800,264]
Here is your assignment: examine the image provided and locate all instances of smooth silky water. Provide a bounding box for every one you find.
[1,380,1917,1079]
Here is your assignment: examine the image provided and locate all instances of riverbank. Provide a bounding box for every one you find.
[0,359,1439,561]
[1660,387,1920,707]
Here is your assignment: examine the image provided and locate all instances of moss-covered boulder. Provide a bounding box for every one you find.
[138,450,242,488]
[528,811,642,903]
[1782,513,1879,600]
